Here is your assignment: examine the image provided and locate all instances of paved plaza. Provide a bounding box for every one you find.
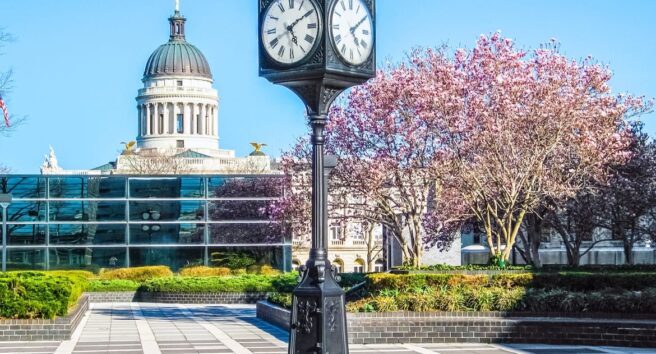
[0,303,653,354]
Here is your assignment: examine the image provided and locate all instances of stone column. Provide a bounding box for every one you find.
[200,104,206,136]
[146,104,151,136]
[214,105,219,137]
[153,103,160,135]
[184,103,191,135]
[137,105,142,136]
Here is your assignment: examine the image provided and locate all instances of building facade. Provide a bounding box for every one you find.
[0,175,291,272]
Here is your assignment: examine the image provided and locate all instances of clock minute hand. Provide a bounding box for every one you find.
[350,16,368,34]
[288,10,315,31]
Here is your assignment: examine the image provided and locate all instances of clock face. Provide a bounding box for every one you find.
[329,0,374,66]
[261,0,322,66]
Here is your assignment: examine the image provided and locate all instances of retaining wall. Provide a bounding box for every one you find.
[0,295,89,341]
[256,301,656,347]
[86,291,268,304]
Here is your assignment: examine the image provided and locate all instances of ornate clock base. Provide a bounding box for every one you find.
[289,249,349,354]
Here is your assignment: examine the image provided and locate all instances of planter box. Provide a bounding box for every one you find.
[256,301,656,347]
[0,295,89,341]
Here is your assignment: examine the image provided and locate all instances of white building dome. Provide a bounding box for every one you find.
[135,8,221,155]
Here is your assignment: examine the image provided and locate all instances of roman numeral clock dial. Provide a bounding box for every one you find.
[330,0,373,66]
[261,0,322,65]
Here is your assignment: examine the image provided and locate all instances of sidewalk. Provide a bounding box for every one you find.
[0,303,652,354]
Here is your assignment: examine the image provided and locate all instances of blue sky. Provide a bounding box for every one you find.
[0,0,654,173]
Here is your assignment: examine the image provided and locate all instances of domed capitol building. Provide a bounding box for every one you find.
[41,3,271,175]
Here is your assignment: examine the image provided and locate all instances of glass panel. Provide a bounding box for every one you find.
[49,247,126,271]
[49,201,126,222]
[50,224,126,245]
[7,248,46,270]
[6,224,46,245]
[49,177,125,199]
[129,247,204,271]
[208,246,288,271]
[129,178,204,198]
[208,177,282,198]
[6,201,47,222]
[0,177,46,199]
[208,200,272,221]
[129,224,204,244]
[129,201,204,221]
[208,223,283,244]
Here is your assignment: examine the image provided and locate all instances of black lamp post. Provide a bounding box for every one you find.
[258,1,376,352]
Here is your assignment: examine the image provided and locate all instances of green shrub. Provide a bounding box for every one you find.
[86,279,141,292]
[179,266,232,277]
[268,293,292,309]
[141,274,294,293]
[99,266,173,282]
[372,296,398,312]
[47,270,96,279]
[0,272,85,319]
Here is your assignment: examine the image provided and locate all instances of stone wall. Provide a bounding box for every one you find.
[0,295,89,341]
[86,291,268,304]
[256,301,656,348]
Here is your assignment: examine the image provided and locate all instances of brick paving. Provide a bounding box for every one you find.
[0,303,653,354]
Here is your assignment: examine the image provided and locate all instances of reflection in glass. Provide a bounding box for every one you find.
[0,177,46,199]
[6,224,46,245]
[7,248,46,270]
[7,201,46,222]
[49,177,126,199]
[129,201,204,221]
[208,200,272,221]
[208,223,282,244]
[49,224,126,245]
[130,224,204,244]
[129,178,204,198]
[129,247,203,271]
[208,177,282,198]
[49,247,126,271]
[49,201,126,222]
[208,246,288,272]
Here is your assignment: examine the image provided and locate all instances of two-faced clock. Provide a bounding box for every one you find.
[328,0,374,66]
[260,0,322,66]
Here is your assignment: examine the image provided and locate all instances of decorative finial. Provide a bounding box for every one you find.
[175,0,180,12]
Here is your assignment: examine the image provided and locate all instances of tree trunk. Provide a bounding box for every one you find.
[525,214,543,268]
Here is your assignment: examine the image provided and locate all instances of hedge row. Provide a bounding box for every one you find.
[141,273,298,293]
[348,287,656,314]
[0,272,86,319]
[398,264,656,273]
[367,272,656,292]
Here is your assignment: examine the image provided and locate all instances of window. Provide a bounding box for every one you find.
[176,114,184,134]
[354,259,365,273]
[333,258,344,273]
[330,225,343,241]
[176,140,184,148]
[158,114,164,134]
[177,80,183,87]
[374,260,385,272]
[197,114,202,134]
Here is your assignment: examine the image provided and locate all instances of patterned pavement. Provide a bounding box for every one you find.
[0,303,653,354]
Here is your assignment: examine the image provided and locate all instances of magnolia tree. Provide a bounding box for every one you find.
[422,33,652,263]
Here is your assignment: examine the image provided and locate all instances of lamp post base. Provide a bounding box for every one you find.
[289,251,349,354]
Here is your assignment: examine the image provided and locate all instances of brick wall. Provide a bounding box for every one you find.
[0,295,89,341]
[86,291,269,304]
[256,301,656,348]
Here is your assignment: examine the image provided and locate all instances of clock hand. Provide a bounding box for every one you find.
[350,16,368,34]
[288,9,315,31]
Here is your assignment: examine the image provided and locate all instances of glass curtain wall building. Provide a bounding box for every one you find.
[0,175,290,272]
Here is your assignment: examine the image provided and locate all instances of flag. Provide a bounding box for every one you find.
[0,94,9,127]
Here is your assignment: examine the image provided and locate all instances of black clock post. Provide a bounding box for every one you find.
[258,0,376,353]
